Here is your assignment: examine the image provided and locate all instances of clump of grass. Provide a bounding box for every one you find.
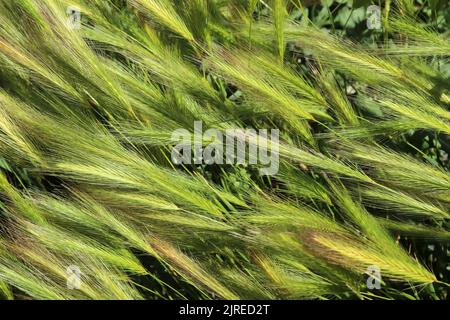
[0,0,448,300]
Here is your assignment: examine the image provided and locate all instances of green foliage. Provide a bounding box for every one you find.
[0,0,448,300]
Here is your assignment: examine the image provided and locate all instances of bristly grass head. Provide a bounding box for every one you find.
[0,0,448,300]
